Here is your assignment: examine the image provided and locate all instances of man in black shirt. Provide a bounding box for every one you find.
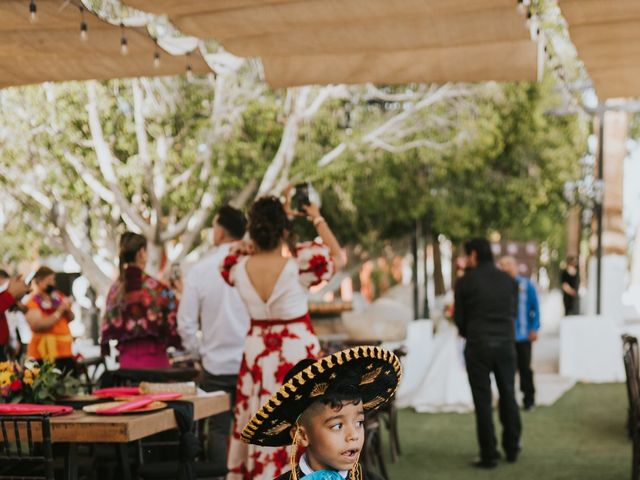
[560,257,580,315]
[455,238,522,469]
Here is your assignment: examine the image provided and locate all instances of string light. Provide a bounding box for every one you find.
[29,0,37,23]
[516,0,530,15]
[186,52,193,81]
[120,23,128,55]
[79,6,88,42]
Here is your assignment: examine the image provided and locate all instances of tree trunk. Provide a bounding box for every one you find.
[433,233,446,296]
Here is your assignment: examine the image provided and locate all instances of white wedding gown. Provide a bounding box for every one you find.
[396,320,474,413]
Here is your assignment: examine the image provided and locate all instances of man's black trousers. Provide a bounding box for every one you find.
[199,372,238,471]
[465,340,522,462]
[516,341,535,408]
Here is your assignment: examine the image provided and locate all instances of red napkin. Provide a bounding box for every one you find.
[93,386,140,397]
[0,404,73,416]
[95,398,155,415]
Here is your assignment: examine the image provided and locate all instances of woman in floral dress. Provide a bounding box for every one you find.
[101,232,182,369]
[221,196,345,480]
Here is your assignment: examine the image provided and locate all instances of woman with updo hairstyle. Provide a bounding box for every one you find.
[101,232,182,369]
[221,194,345,480]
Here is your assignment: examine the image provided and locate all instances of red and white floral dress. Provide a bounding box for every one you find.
[221,241,335,480]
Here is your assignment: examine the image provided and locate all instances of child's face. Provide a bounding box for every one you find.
[299,400,365,472]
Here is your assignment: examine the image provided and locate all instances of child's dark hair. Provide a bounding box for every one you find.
[301,385,363,427]
[248,196,293,252]
[320,384,363,410]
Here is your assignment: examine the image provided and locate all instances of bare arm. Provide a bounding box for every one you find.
[303,203,346,269]
[25,298,72,333]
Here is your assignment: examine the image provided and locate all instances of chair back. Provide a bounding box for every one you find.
[100,368,199,388]
[623,335,640,436]
[0,413,54,480]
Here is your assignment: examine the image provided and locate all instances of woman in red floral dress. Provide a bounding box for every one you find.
[221,196,345,480]
[101,232,182,369]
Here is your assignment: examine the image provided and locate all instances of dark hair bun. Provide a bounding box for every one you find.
[249,197,290,251]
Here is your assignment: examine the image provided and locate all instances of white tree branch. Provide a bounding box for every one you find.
[86,81,151,237]
[132,79,162,233]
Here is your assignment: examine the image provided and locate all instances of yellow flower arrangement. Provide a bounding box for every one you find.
[0,370,12,387]
[0,360,78,404]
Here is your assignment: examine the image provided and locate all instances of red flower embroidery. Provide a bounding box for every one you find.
[308,254,328,279]
[275,362,294,384]
[272,448,289,473]
[263,332,283,351]
[10,379,22,392]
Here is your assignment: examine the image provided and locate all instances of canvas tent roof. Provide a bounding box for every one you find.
[558,0,640,100]
[0,0,211,89]
[123,0,540,87]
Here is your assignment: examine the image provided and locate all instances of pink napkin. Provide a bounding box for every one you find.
[95,398,155,414]
[0,404,73,416]
[93,386,140,397]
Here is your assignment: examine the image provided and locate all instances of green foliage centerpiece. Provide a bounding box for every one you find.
[0,360,79,404]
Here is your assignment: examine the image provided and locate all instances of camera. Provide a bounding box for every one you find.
[291,183,311,212]
[291,182,321,213]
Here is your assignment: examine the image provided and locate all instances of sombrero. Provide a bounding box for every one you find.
[241,345,402,447]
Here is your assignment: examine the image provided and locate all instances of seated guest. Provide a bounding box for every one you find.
[101,232,182,369]
[240,346,402,480]
[24,266,75,373]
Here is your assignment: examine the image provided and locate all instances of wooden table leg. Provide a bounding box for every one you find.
[117,443,133,480]
[64,443,78,480]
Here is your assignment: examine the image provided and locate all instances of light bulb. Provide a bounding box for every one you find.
[80,22,88,41]
[153,52,161,68]
[29,0,37,23]
[186,65,193,81]
[120,37,128,55]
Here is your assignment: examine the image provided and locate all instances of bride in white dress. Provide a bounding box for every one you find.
[396,310,474,413]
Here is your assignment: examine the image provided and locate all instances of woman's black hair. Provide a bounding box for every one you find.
[119,232,147,278]
[248,196,292,252]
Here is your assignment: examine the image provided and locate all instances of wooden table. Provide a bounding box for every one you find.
[50,392,229,443]
[50,392,229,480]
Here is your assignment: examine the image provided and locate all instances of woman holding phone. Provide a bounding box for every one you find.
[24,266,76,373]
[221,191,345,480]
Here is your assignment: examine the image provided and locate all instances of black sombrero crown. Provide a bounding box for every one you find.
[241,345,402,446]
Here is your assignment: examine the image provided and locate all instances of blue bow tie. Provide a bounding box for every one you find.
[301,470,344,480]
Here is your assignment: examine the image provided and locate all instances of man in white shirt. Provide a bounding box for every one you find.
[177,205,250,470]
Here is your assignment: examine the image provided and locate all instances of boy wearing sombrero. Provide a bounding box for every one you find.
[241,346,402,480]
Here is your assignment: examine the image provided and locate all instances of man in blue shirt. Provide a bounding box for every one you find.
[499,256,540,411]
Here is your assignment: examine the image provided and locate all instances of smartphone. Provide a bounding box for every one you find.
[170,264,182,282]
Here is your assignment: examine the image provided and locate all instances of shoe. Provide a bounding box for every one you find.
[472,452,500,469]
[523,403,535,411]
[472,458,498,469]
[505,447,521,463]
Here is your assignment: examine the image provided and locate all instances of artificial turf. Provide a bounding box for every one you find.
[385,383,630,479]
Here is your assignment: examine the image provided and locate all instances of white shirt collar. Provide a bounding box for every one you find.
[299,453,348,479]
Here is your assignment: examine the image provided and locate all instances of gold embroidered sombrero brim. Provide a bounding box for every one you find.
[241,345,402,447]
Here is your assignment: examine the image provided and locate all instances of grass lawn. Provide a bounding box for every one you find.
[385,383,630,479]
